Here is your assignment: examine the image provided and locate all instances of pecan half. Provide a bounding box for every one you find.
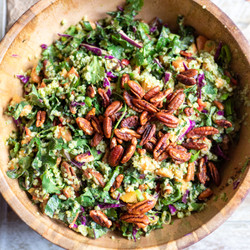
[140,124,156,146]
[91,116,102,134]
[90,210,112,228]
[208,161,221,186]
[84,168,105,187]
[120,116,139,128]
[153,133,170,159]
[121,74,130,88]
[144,86,161,101]
[85,108,96,120]
[187,126,219,139]
[120,214,149,228]
[156,112,179,128]
[104,101,123,117]
[137,123,149,135]
[132,99,159,113]
[215,119,232,128]
[110,174,124,192]
[184,107,194,117]
[76,117,94,135]
[144,141,154,152]
[185,162,195,182]
[176,74,196,86]
[167,89,185,111]
[213,100,224,110]
[182,140,207,150]
[197,157,208,184]
[90,133,103,147]
[180,69,198,78]
[87,85,96,98]
[137,148,146,155]
[75,152,94,163]
[103,116,112,138]
[180,50,192,58]
[198,188,213,201]
[127,199,156,215]
[157,151,169,161]
[169,147,191,162]
[123,91,143,112]
[121,137,137,164]
[108,145,124,167]
[128,80,145,99]
[140,111,150,126]
[150,88,173,103]
[36,111,46,127]
[114,128,141,141]
[98,88,110,107]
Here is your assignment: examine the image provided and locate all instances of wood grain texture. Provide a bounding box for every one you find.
[0,0,250,249]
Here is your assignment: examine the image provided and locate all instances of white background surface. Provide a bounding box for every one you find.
[0,0,249,249]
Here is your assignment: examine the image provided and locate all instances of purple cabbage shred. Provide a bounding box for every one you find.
[16,74,30,84]
[197,73,205,99]
[58,33,73,38]
[97,150,102,155]
[117,6,124,11]
[106,71,117,78]
[118,30,143,48]
[164,72,171,83]
[168,204,177,215]
[233,179,240,190]
[201,109,208,114]
[40,44,48,49]
[104,55,115,60]
[71,101,85,107]
[214,41,222,61]
[178,120,196,140]
[217,110,224,116]
[98,203,125,209]
[183,62,189,71]
[213,144,229,160]
[153,58,163,68]
[132,227,138,242]
[81,43,106,56]
[73,224,78,228]
[149,17,162,33]
[182,190,190,204]
[11,54,19,57]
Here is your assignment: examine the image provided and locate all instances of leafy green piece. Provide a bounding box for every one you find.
[83,56,105,84]
[203,81,217,101]
[42,170,60,194]
[29,85,44,107]
[88,222,109,239]
[124,0,144,15]
[189,150,200,163]
[218,45,232,68]
[12,101,29,120]
[205,106,216,126]
[77,189,95,207]
[104,166,120,191]
[6,168,25,179]
[156,26,170,51]
[45,195,61,218]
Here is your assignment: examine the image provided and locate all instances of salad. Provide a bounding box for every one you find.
[6,0,238,241]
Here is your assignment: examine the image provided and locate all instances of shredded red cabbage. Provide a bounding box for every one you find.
[201,109,208,114]
[103,77,112,97]
[183,62,189,71]
[214,41,222,61]
[106,71,117,78]
[116,193,121,200]
[168,204,177,215]
[197,73,205,98]
[217,110,224,116]
[58,33,73,38]
[164,72,171,83]
[11,54,19,57]
[81,43,106,56]
[98,203,125,209]
[104,55,115,60]
[118,30,143,48]
[13,118,21,128]
[213,144,229,160]
[64,150,84,169]
[132,227,138,242]
[72,224,78,228]
[139,174,146,179]
[182,190,190,204]
[16,75,30,84]
[204,155,208,163]
[178,120,196,140]
[153,58,163,68]
[149,17,162,33]
[233,179,240,190]
[40,44,48,49]
[79,214,87,225]
[71,101,85,107]
[80,206,85,212]
[97,150,102,155]
[117,6,124,11]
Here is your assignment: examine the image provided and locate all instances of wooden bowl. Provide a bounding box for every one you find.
[0,0,249,249]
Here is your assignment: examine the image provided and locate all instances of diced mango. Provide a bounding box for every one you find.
[155,168,173,178]
[120,191,138,203]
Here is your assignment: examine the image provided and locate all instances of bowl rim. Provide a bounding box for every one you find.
[0,0,250,249]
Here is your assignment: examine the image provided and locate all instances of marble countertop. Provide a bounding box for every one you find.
[0,0,249,249]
